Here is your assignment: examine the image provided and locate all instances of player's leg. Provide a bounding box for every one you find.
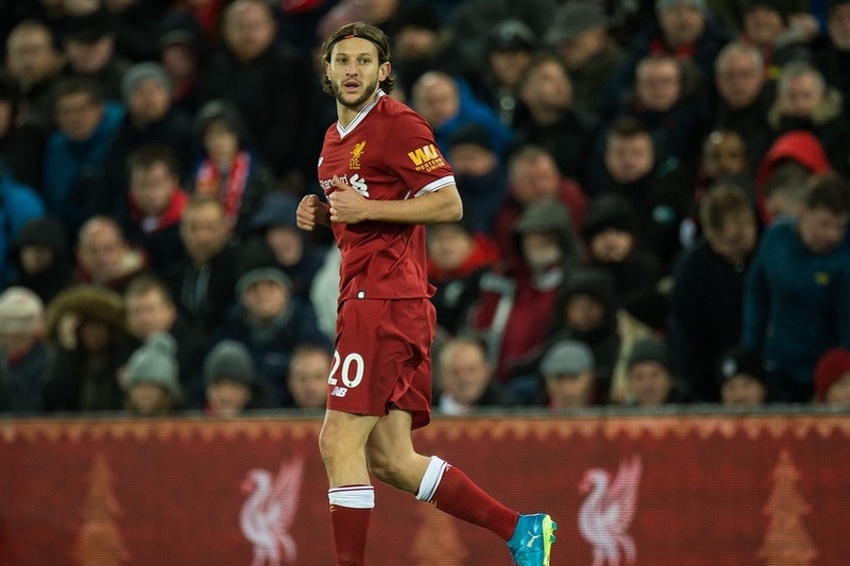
[367,409,557,566]
[319,408,380,566]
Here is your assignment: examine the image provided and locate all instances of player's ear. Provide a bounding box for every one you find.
[379,61,391,82]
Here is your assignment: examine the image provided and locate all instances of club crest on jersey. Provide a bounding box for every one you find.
[350,140,366,169]
[407,143,445,172]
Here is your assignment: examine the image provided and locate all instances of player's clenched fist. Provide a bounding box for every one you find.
[296,194,330,231]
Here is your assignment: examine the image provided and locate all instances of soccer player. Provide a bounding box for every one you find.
[296,22,557,566]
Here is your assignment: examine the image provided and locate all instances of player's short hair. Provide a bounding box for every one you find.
[320,22,395,95]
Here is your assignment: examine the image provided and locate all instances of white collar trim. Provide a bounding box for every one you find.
[336,90,385,138]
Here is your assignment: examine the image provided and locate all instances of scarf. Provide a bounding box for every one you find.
[194,150,251,227]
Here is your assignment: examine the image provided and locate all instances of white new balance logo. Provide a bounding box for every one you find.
[526,533,541,548]
[331,386,348,398]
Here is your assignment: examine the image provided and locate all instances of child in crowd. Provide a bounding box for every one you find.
[124,332,182,416]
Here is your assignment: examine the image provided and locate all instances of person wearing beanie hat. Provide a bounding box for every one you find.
[717,346,768,407]
[124,332,182,415]
[741,0,813,73]
[583,194,664,303]
[204,339,264,417]
[625,337,681,407]
[62,9,131,103]
[814,347,850,405]
[539,339,598,409]
[215,263,332,406]
[121,62,172,104]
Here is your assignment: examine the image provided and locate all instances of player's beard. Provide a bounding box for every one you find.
[332,77,379,110]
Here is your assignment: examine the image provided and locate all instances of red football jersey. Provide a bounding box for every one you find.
[318,91,455,301]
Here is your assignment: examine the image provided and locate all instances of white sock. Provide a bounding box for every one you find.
[416,456,449,502]
[328,485,375,509]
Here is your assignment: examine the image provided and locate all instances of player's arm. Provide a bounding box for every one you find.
[328,176,462,225]
[296,194,331,231]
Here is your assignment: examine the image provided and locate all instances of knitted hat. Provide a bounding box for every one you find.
[487,19,538,52]
[540,339,595,376]
[121,62,172,102]
[716,346,765,383]
[204,340,256,386]
[236,267,292,296]
[582,194,639,241]
[814,348,850,402]
[448,123,493,151]
[656,0,708,14]
[545,2,608,45]
[627,338,669,371]
[0,287,44,334]
[249,193,300,231]
[126,332,181,397]
[514,200,572,234]
[65,9,113,44]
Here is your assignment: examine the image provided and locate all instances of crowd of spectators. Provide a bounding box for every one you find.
[2,0,850,417]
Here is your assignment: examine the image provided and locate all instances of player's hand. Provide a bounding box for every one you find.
[327,176,369,224]
[297,194,329,231]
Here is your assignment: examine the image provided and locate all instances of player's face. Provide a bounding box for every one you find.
[326,37,390,111]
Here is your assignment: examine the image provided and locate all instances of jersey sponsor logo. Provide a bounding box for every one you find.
[350,140,366,169]
[330,386,348,398]
[407,144,446,172]
[319,173,369,197]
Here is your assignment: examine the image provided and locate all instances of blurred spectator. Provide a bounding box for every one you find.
[814,0,850,117]
[103,0,166,63]
[613,54,711,176]
[544,267,621,398]
[124,332,183,416]
[156,10,208,115]
[0,287,50,413]
[767,61,850,177]
[755,130,832,223]
[390,3,446,94]
[124,274,208,409]
[493,145,588,260]
[410,70,513,161]
[740,0,812,74]
[743,174,850,402]
[544,2,623,116]
[472,19,538,128]
[315,0,401,42]
[439,0,555,80]
[123,144,189,275]
[309,245,340,343]
[42,78,123,242]
[212,266,331,406]
[60,10,131,103]
[204,339,272,416]
[285,342,332,410]
[42,285,134,412]
[446,123,509,235]
[538,338,599,409]
[245,193,326,299]
[813,346,850,406]
[190,99,275,236]
[624,336,685,406]
[199,0,314,191]
[0,163,46,283]
[693,129,754,208]
[74,216,149,293]
[670,185,758,402]
[165,197,240,330]
[435,336,520,414]
[98,62,194,217]
[0,69,46,189]
[5,20,64,126]
[469,200,582,384]
[7,217,74,304]
[514,53,600,183]
[717,346,768,407]
[427,220,500,336]
[588,117,692,270]
[600,0,733,118]
[582,194,664,303]
[711,41,775,167]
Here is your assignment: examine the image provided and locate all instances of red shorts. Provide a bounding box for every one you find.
[328,298,435,429]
